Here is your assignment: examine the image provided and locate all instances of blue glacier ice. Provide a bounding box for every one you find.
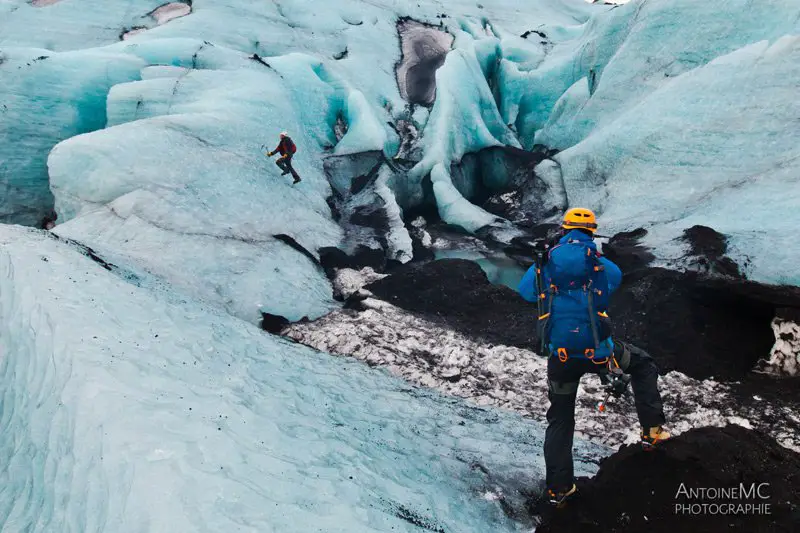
[48,68,343,323]
[530,0,800,284]
[434,248,527,290]
[0,0,598,322]
[0,48,145,225]
[533,0,800,150]
[0,225,606,532]
[409,42,520,232]
[3,0,800,526]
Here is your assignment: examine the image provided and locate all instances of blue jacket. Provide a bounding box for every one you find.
[518,230,622,359]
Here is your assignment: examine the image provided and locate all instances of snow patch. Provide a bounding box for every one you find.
[121,28,148,40]
[762,317,800,376]
[150,3,192,25]
[410,216,433,247]
[375,166,414,263]
[332,268,387,300]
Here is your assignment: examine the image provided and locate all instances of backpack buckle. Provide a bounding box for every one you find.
[557,348,568,362]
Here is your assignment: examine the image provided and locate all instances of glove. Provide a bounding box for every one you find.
[266,151,274,157]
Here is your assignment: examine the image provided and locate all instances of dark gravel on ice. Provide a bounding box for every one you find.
[535,425,800,533]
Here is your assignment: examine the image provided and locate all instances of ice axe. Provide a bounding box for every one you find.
[596,363,632,413]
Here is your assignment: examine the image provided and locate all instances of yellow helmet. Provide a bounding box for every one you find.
[562,207,598,233]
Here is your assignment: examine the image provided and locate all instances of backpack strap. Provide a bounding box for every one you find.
[587,287,602,355]
[535,250,551,356]
[538,285,554,356]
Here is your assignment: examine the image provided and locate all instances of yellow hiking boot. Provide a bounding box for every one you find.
[546,483,577,508]
[641,425,670,449]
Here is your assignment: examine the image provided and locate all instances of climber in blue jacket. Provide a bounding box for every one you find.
[518,225,622,362]
[518,208,669,507]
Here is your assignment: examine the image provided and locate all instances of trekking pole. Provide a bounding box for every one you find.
[534,248,548,355]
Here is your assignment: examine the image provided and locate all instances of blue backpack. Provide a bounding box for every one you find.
[539,239,612,360]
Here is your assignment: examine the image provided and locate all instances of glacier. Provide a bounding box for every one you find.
[5,0,799,291]
[0,225,607,532]
[0,48,146,226]
[2,0,600,326]
[48,60,344,324]
[2,0,800,528]
[527,0,800,284]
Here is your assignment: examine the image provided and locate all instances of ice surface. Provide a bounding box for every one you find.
[5,0,797,292]
[6,0,592,320]
[395,19,454,106]
[551,34,800,284]
[433,249,526,290]
[430,164,502,232]
[374,166,414,263]
[14,0,800,529]
[49,105,341,323]
[45,47,368,323]
[0,48,145,225]
[532,76,590,150]
[1,0,598,291]
[502,0,800,283]
[333,90,393,156]
[140,64,190,79]
[409,42,521,231]
[0,225,583,532]
[536,0,800,150]
[0,1,173,50]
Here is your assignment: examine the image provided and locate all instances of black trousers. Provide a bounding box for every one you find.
[276,155,294,174]
[544,342,666,491]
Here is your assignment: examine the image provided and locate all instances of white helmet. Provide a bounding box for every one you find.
[280,131,288,138]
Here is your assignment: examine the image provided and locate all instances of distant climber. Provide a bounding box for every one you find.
[518,207,669,508]
[40,210,57,231]
[266,132,301,184]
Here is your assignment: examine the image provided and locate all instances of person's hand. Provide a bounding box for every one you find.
[266,151,273,157]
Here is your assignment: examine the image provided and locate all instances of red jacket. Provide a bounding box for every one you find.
[273,137,296,157]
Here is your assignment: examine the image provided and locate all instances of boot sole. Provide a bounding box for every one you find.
[548,487,578,508]
[641,437,668,450]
